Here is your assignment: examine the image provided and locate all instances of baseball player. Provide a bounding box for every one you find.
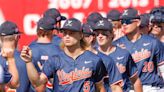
[82,23,123,92]
[113,8,164,92]
[86,12,104,49]
[93,19,142,92]
[29,17,61,92]
[149,8,164,44]
[0,21,30,91]
[43,8,66,46]
[139,13,150,35]
[107,9,125,41]
[82,23,97,53]
[21,18,107,92]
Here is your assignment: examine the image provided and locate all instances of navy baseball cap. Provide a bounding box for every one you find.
[94,19,113,32]
[82,23,94,35]
[120,8,140,20]
[60,18,82,32]
[87,21,96,30]
[151,11,164,23]
[159,6,164,13]
[43,8,66,22]
[0,21,21,36]
[87,12,103,24]
[37,17,57,31]
[140,13,150,27]
[150,7,161,14]
[107,9,121,21]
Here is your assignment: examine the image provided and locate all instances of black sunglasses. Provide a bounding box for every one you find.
[121,19,134,25]
[95,31,109,36]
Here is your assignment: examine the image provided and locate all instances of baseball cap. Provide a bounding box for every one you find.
[150,7,161,14]
[107,9,121,21]
[159,6,164,13]
[140,13,150,27]
[60,18,82,32]
[37,17,57,31]
[151,11,164,23]
[87,21,96,30]
[94,19,113,32]
[82,23,94,35]
[87,12,103,24]
[43,8,66,22]
[120,8,140,20]
[0,21,21,36]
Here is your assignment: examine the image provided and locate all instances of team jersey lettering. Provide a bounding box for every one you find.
[142,61,154,73]
[57,67,92,85]
[132,48,151,63]
[116,63,126,73]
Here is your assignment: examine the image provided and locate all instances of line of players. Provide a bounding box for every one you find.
[0,7,163,92]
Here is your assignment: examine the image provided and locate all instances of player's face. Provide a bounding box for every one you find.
[56,21,61,28]
[0,35,18,50]
[139,26,149,34]
[53,21,62,36]
[150,23,162,35]
[111,20,122,29]
[95,30,113,46]
[62,30,82,47]
[83,34,94,46]
[121,19,139,34]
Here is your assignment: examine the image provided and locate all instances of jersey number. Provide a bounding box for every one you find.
[142,62,154,73]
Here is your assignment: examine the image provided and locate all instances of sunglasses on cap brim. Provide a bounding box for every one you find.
[121,19,135,25]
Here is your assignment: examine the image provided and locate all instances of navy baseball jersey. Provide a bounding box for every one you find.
[29,42,61,72]
[29,42,61,91]
[52,35,62,46]
[113,35,164,86]
[97,51,123,92]
[0,56,12,84]
[42,50,106,92]
[0,64,3,83]
[11,50,31,92]
[149,34,164,46]
[30,35,62,47]
[108,46,138,92]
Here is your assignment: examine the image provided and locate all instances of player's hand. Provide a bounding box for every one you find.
[20,46,32,63]
[0,39,16,61]
[1,47,15,60]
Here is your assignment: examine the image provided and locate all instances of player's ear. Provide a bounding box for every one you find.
[80,32,84,39]
[15,35,20,40]
[136,19,141,27]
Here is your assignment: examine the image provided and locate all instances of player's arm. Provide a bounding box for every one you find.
[7,58,20,88]
[127,54,143,92]
[1,48,19,88]
[26,62,47,87]
[20,46,47,87]
[94,59,106,92]
[107,59,123,92]
[158,64,164,79]
[154,40,164,79]
[95,81,106,92]
[130,74,143,92]
[110,84,123,92]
